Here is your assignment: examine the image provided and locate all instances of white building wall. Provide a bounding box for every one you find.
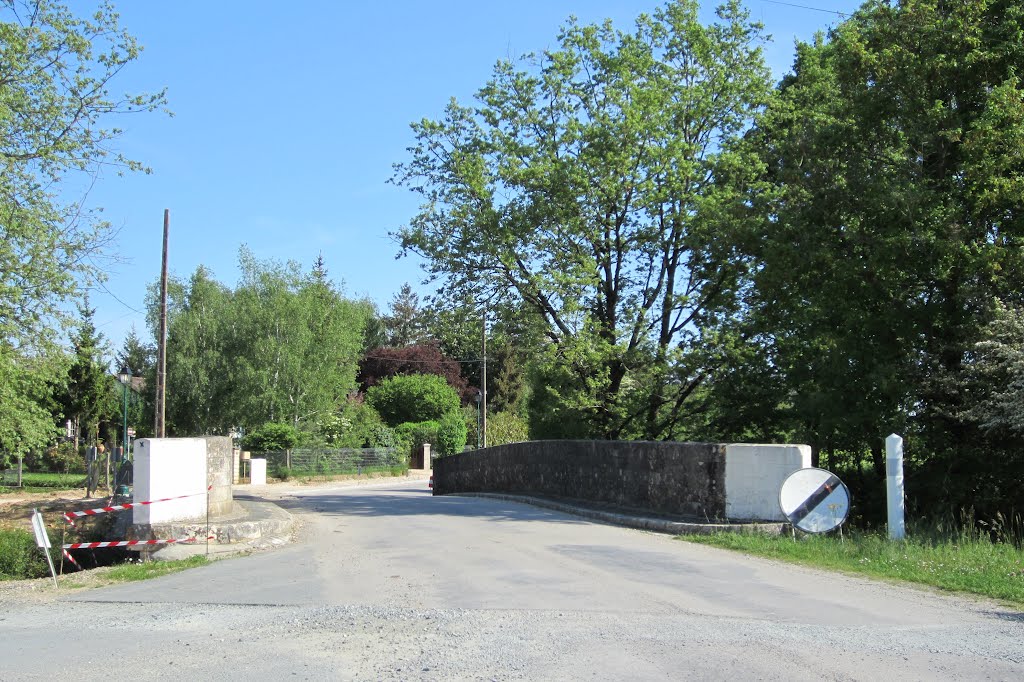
[133,438,208,525]
[724,444,811,521]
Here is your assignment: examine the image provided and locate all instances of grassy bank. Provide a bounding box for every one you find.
[94,555,210,583]
[682,528,1024,607]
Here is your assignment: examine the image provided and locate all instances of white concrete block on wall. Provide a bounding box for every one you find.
[133,438,208,525]
[250,458,267,486]
[724,444,811,521]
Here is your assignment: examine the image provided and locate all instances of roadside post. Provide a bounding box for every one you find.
[885,433,906,540]
[31,509,59,588]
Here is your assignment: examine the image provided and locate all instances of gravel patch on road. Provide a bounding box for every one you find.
[2,598,1022,681]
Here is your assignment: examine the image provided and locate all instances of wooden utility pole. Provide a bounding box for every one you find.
[481,307,487,449]
[154,209,169,437]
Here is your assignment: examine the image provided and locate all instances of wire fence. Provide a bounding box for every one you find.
[262,447,406,478]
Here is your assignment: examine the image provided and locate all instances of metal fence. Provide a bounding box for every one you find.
[263,447,405,477]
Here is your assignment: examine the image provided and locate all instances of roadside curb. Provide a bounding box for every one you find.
[450,492,787,536]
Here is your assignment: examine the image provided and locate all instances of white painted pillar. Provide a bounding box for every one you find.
[885,433,906,540]
[250,458,267,486]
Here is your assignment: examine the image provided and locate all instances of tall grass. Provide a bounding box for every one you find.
[683,519,1024,606]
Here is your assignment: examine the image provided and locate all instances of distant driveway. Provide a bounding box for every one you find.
[1,480,1021,680]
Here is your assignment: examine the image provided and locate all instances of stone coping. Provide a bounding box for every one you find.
[449,492,787,536]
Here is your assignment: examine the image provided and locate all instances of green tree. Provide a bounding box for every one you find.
[155,251,370,437]
[243,422,300,453]
[230,250,368,433]
[0,349,62,468]
[1,0,165,350]
[435,411,467,456]
[160,266,235,435]
[742,0,1024,484]
[963,301,1024,439]
[115,325,154,377]
[61,304,115,450]
[0,0,163,461]
[487,411,529,447]
[393,0,771,439]
[383,283,426,347]
[366,374,460,427]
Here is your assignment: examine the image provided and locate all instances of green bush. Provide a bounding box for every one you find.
[487,411,530,446]
[436,411,468,456]
[45,442,86,474]
[317,400,387,448]
[244,422,300,453]
[366,374,460,426]
[0,529,51,580]
[395,420,440,450]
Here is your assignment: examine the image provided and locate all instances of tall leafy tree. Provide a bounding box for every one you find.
[156,250,370,436]
[393,0,772,439]
[231,249,368,432]
[161,266,234,435]
[1,0,165,348]
[0,347,62,467]
[0,0,163,457]
[742,0,1024,505]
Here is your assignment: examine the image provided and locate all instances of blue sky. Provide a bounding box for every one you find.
[79,0,862,349]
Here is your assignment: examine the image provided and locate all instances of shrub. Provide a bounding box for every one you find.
[244,422,300,453]
[44,442,86,474]
[0,529,51,580]
[316,400,394,449]
[487,411,530,447]
[366,374,461,426]
[436,411,468,456]
[394,420,440,451]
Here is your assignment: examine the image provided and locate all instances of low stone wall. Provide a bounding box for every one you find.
[433,441,728,520]
[433,441,810,522]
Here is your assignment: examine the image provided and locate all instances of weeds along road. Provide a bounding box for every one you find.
[1,480,1021,681]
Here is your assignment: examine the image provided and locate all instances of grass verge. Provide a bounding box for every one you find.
[681,529,1024,607]
[61,555,211,589]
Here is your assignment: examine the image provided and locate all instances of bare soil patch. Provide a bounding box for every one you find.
[0,487,101,532]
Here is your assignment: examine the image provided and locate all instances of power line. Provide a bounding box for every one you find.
[760,0,850,17]
[361,354,482,365]
[88,281,145,315]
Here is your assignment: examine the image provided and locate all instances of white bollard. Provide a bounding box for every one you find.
[885,433,906,540]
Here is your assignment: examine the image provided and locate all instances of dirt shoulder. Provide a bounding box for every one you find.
[0,487,99,532]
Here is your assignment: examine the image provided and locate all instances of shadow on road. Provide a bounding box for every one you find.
[265,488,588,525]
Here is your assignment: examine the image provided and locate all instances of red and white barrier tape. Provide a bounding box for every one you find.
[63,486,212,524]
[62,548,82,569]
[63,536,213,550]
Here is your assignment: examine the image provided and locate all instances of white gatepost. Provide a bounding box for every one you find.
[885,433,906,540]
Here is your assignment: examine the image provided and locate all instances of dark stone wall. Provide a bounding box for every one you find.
[432,440,727,520]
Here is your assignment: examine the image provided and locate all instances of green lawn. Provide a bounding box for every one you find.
[682,528,1024,607]
[0,472,86,493]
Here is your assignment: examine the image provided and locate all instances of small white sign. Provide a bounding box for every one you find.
[31,509,51,549]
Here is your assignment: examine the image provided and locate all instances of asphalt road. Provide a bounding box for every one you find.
[2,480,1022,681]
